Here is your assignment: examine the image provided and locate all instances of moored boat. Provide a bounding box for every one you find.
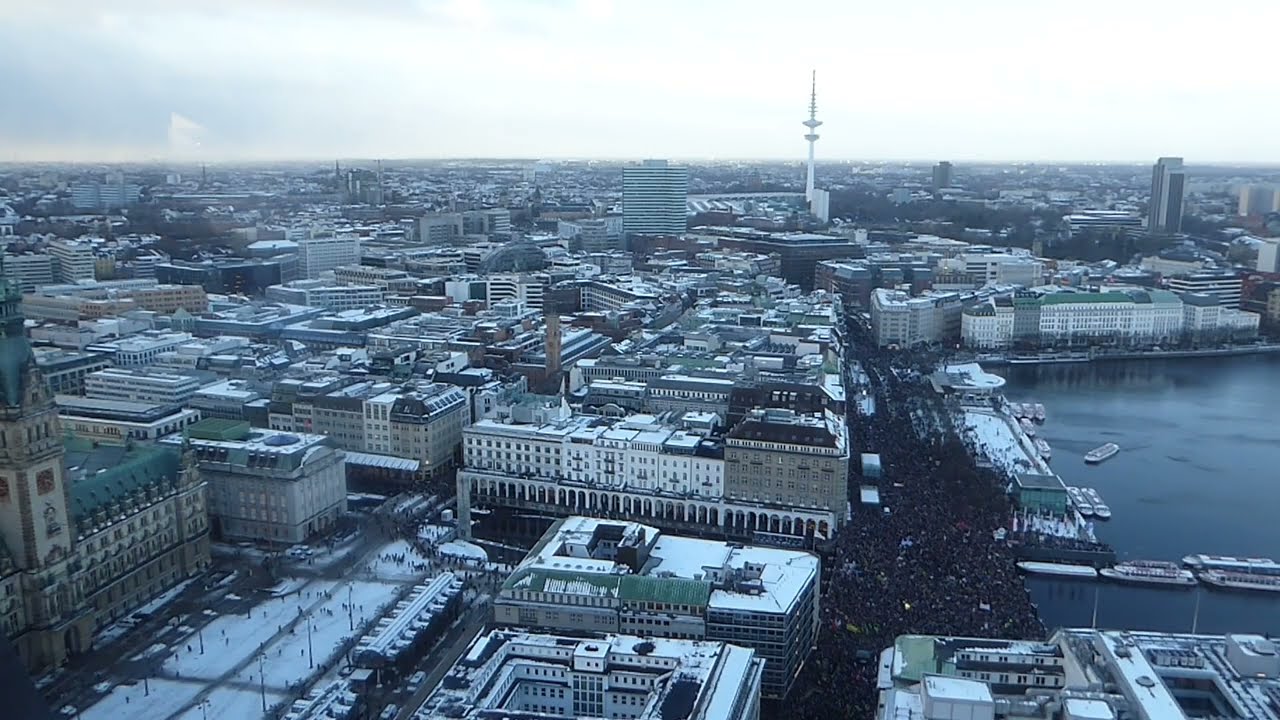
[1034,438,1051,461]
[1019,418,1037,437]
[1017,561,1098,579]
[1066,486,1094,517]
[1199,570,1280,593]
[1080,487,1110,519]
[1084,443,1120,464]
[1101,561,1195,587]
[1033,403,1046,422]
[1182,555,1280,575]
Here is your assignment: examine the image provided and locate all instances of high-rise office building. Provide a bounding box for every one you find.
[1237,184,1280,216]
[932,161,953,190]
[622,160,689,240]
[1148,156,1187,234]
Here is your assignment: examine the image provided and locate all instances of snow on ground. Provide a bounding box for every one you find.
[81,678,200,720]
[95,578,197,647]
[439,540,488,563]
[164,581,338,680]
[161,578,401,696]
[301,539,362,570]
[172,685,287,720]
[961,410,1049,476]
[268,578,307,597]
[418,524,453,544]
[368,539,432,581]
[255,580,402,690]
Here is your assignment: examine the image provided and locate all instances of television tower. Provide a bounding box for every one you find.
[802,70,822,202]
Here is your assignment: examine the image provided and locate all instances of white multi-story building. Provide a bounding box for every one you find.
[56,396,201,442]
[443,274,550,311]
[1182,292,1260,342]
[331,265,418,293]
[463,413,725,501]
[623,160,689,239]
[961,288,1255,349]
[1165,271,1242,309]
[1258,239,1280,273]
[297,234,361,279]
[416,629,763,720]
[265,279,384,310]
[942,252,1044,288]
[870,288,967,347]
[69,176,141,211]
[558,216,624,253]
[84,367,205,406]
[457,410,841,551]
[161,420,346,543]
[48,239,96,283]
[270,381,469,477]
[879,629,1280,720]
[488,516,816,700]
[2,252,54,292]
[84,331,194,366]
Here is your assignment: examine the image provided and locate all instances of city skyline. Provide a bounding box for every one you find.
[3,0,1280,163]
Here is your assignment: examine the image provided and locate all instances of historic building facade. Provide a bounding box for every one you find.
[0,278,209,673]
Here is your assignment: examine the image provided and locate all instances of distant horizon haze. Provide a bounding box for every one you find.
[3,1,1278,164]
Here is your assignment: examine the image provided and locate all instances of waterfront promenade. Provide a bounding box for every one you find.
[965,341,1280,367]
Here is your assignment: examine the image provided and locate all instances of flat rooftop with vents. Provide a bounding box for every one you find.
[411,629,762,720]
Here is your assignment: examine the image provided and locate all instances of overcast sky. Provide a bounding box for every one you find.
[1,0,1277,163]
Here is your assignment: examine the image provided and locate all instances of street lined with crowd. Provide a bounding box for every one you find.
[785,337,1043,719]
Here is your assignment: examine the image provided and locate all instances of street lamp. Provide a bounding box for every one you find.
[306,611,314,669]
[199,699,211,720]
[258,653,267,712]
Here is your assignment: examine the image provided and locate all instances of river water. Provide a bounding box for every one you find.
[1000,354,1280,636]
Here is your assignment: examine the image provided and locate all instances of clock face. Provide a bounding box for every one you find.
[36,469,56,496]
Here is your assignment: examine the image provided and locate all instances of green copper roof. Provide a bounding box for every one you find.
[65,437,183,521]
[1039,292,1133,305]
[618,575,711,608]
[505,567,623,597]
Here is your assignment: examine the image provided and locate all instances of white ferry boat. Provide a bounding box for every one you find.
[1081,488,1110,519]
[1034,438,1052,461]
[1199,570,1280,593]
[1065,486,1094,517]
[1181,555,1280,575]
[1019,418,1037,437]
[1100,561,1195,587]
[1084,443,1120,464]
[1032,403,1046,422]
[1017,561,1098,579]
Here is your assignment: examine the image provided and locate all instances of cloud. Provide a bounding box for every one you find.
[0,0,1278,162]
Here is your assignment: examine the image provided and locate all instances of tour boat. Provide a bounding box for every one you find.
[1033,403,1046,422]
[1034,438,1052,461]
[1081,488,1110,519]
[1199,570,1280,593]
[1100,561,1195,587]
[1182,555,1280,576]
[1066,486,1094,517]
[1017,561,1098,579]
[1020,418,1037,437]
[1084,443,1120,464]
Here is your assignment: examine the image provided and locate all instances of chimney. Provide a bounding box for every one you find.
[544,307,562,376]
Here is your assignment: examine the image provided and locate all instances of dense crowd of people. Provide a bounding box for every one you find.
[784,342,1044,720]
